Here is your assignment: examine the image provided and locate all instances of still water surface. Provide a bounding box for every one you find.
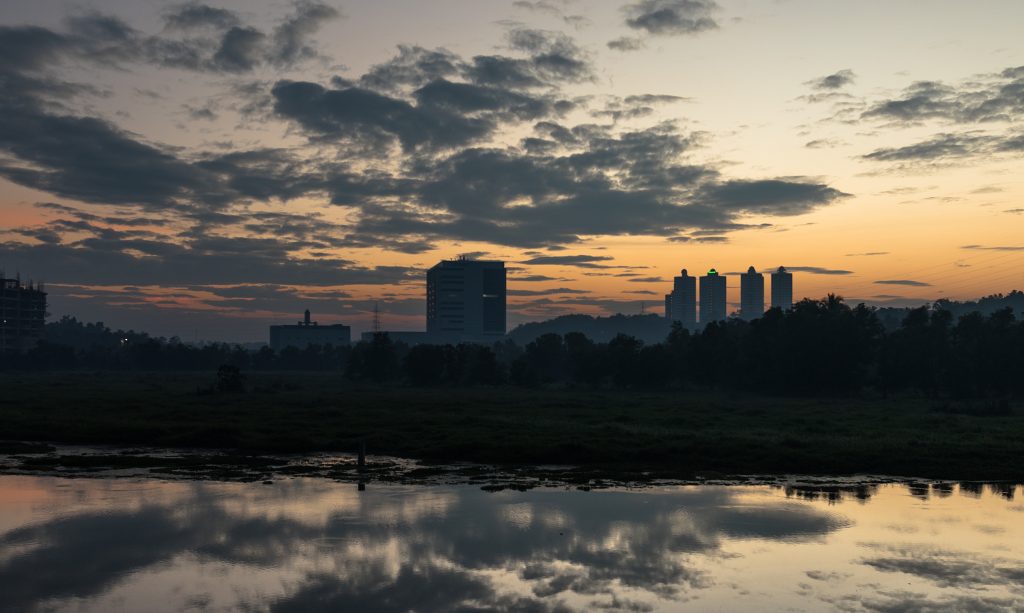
[0,476,1022,612]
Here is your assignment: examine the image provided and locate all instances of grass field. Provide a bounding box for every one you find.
[1,371,1022,480]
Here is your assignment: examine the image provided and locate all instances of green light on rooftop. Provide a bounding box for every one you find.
[707,268,718,276]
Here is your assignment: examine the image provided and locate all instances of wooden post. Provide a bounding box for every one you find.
[358,440,366,469]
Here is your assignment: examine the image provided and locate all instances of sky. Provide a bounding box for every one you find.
[0,0,1022,341]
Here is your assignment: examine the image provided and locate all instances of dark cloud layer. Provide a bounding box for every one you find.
[0,3,339,75]
[0,3,858,336]
[1,9,848,256]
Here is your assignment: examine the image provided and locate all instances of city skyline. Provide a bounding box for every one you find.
[0,1,1022,340]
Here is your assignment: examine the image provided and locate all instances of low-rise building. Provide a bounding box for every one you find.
[269,310,350,351]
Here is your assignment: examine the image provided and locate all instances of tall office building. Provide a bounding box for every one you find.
[664,269,697,330]
[739,266,764,321]
[699,268,727,325]
[771,266,793,311]
[426,257,506,341]
[0,275,46,354]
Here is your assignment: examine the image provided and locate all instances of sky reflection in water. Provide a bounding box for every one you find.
[0,477,1022,612]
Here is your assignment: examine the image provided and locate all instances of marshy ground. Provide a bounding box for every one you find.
[1,371,1022,481]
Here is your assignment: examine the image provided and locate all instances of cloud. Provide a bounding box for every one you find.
[607,37,645,52]
[359,45,461,91]
[622,0,719,36]
[163,3,240,30]
[861,67,1024,125]
[210,26,267,72]
[845,252,889,257]
[762,266,853,275]
[520,255,616,268]
[513,1,563,16]
[270,33,587,156]
[593,94,687,121]
[859,543,1024,591]
[0,214,418,287]
[862,133,994,162]
[0,109,218,208]
[804,138,846,149]
[507,287,590,296]
[269,1,340,66]
[806,66,1024,169]
[997,133,1024,152]
[509,274,564,282]
[875,279,932,287]
[0,3,339,76]
[504,27,592,83]
[513,1,590,28]
[806,69,856,90]
[696,180,849,216]
[961,244,1024,251]
[272,80,507,153]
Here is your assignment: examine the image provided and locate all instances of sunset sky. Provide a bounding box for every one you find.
[1,0,1022,340]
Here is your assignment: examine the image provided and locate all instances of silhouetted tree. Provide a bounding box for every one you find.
[522,333,567,384]
[15,296,1024,400]
[405,344,446,386]
[346,333,400,383]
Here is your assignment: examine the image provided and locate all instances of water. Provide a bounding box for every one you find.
[0,476,1022,612]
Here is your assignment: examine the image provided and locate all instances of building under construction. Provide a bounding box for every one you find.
[0,274,47,354]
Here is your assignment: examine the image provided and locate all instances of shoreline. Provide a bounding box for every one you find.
[1,443,1021,496]
[2,372,1023,481]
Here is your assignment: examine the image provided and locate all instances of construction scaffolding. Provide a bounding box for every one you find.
[0,274,47,354]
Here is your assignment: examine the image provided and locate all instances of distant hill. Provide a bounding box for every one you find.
[875,290,1024,329]
[508,313,670,345]
[934,290,1024,318]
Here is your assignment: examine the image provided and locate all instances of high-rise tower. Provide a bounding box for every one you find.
[665,268,697,330]
[699,268,727,325]
[740,266,764,321]
[426,257,506,341]
[771,266,793,311]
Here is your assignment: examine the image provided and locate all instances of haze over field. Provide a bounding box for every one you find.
[1,0,1022,340]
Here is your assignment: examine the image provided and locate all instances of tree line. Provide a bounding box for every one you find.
[5,296,1024,399]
